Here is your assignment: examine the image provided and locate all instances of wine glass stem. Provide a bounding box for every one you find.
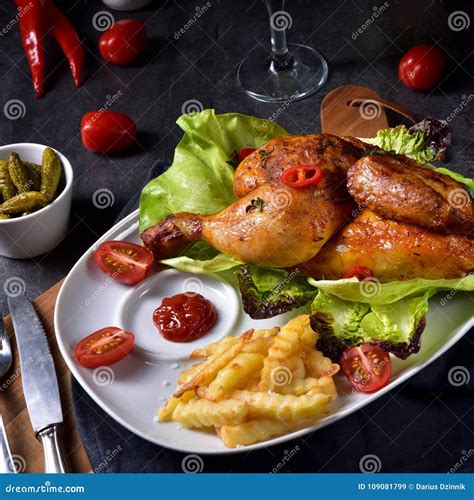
[266,0,289,60]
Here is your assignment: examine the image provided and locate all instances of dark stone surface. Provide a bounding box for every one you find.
[0,0,472,472]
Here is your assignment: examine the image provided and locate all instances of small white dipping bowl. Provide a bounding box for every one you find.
[0,143,73,259]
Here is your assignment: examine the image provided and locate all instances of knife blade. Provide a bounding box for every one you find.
[8,295,70,473]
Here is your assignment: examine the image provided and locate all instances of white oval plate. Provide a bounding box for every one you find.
[54,210,474,454]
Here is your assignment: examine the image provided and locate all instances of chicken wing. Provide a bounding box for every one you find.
[233,134,364,199]
[348,153,474,236]
[300,209,474,282]
[141,182,347,268]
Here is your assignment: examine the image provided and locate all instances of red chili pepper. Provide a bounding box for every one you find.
[280,164,324,189]
[15,0,46,98]
[45,0,84,88]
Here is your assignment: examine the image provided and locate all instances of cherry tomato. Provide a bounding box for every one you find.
[341,343,391,393]
[99,20,147,65]
[398,44,446,90]
[74,327,135,368]
[238,148,256,162]
[281,165,324,189]
[94,240,154,285]
[153,293,217,343]
[81,111,136,153]
[342,265,374,280]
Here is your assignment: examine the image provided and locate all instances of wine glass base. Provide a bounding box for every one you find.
[237,43,328,103]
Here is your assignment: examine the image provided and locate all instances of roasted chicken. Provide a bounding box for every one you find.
[299,209,473,281]
[348,153,474,236]
[142,132,473,282]
[141,182,347,268]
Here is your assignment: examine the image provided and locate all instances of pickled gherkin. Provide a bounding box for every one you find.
[0,161,17,201]
[8,153,33,193]
[24,162,41,191]
[0,191,48,215]
[40,147,62,201]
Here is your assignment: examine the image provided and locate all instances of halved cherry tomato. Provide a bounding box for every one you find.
[74,327,135,368]
[342,265,374,280]
[99,20,147,66]
[94,240,154,285]
[238,148,256,162]
[340,343,391,393]
[81,111,136,153]
[281,165,324,189]
[398,44,446,90]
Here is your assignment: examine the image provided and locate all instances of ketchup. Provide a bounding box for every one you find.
[153,293,217,343]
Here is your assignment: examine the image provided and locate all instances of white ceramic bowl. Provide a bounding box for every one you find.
[0,143,73,259]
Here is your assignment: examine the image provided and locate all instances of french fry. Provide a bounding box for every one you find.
[304,350,340,378]
[203,353,264,401]
[287,356,306,379]
[250,327,280,339]
[174,336,246,397]
[306,376,338,400]
[172,398,248,428]
[232,390,332,421]
[275,377,321,396]
[158,390,195,422]
[220,419,291,447]
[190,336,237,359]
[241,335,275,355]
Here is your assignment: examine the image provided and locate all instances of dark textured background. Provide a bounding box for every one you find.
[0,0,473,473]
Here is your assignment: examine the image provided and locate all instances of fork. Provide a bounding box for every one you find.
[0,320,14,473]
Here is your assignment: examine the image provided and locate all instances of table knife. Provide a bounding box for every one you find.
[7,295,70,473]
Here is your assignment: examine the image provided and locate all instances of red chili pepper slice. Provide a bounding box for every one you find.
[280,165,324,189]
[342,265,374,280]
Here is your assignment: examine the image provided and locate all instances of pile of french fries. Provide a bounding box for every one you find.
[158,314,340,447]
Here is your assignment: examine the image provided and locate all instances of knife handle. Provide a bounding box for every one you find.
[37,424,70,473]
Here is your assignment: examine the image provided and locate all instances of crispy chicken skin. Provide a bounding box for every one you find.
[348,154,474,236]
[300,210,474,282]
[233,134,364,199]
[141,182,347,268]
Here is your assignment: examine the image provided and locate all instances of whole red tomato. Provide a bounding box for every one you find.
[398,44,446,90]
[99,19,147,65]
[81,111,136,152]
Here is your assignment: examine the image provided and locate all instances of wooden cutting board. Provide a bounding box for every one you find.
[2,85,395,473]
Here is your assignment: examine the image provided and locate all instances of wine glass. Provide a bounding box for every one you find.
[237,0,328,103]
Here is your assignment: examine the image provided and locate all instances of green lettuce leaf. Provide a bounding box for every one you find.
[308,274,474,306]
[310,290,431,360]
[235,266,317,319]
